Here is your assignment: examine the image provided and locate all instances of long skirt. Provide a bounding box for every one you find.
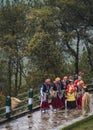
[51,95,63,109]
[40,95,50,110]
[61,95,65,109]
[77,94,82,108]
[67,100,76,109]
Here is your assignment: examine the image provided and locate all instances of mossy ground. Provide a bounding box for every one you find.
[61,115,93,130]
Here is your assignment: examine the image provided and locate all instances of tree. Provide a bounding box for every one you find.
[45,0,93,74]
[26,6,65,86]
[0,0,28,96]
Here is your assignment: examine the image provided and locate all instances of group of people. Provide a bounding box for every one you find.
[40,75,90,116]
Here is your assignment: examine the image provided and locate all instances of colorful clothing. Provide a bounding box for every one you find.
[74,79,84,109]
[76,87,82,109]
[51,81,64,110]
[40,82,51,112]
[66,83,76,109]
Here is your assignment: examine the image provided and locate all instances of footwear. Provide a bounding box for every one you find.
[53,109,57,112]
[61,107,65,110]
[41,110,45,113]
[45,110,48,113]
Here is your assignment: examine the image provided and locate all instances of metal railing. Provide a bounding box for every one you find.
[0,88,40,124]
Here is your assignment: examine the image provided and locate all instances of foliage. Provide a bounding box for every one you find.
[26,5,66,86]
[27,31,65,86]
[0,0,93,95]
[0,92,5,107]
[45,0,93,74]
[0,0,29,96]
[79,46,93,83]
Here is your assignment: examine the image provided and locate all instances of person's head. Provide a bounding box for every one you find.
[55,77,61,83]
[45,78,51,84]
[69,79,74,84]
[63,76,68,81]
[79,80,84,85]
[78,76,82,81]
[78,71,84,75]
[69,75,73,79]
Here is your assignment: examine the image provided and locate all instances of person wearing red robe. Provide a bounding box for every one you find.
[51,77,64,111]
[74,76,84,109]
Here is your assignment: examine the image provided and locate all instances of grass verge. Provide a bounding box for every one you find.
[61,114,93,130]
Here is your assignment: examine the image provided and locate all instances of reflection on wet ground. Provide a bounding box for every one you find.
[0,94,93,130]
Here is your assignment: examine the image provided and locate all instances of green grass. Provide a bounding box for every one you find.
[71,119,93,130]
[61,115,93,130]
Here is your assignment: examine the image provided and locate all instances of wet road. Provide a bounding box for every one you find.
[0,94,93,130]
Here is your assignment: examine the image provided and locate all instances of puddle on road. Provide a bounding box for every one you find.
[0,94,93,130]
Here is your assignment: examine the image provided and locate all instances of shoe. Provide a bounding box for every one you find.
[45,110,48,113]
[41,110,45,113]
[53,109,57,112]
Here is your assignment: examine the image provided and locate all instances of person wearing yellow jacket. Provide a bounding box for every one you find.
[66,79,76,109]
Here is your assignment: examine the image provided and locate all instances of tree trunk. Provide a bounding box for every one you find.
[19,61,22,89]
[75,30,80,74]
[15,60,18,96]
[8,57,12,96]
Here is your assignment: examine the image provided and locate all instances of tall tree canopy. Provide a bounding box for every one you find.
[0,0,29,95]
[0,0,93,95]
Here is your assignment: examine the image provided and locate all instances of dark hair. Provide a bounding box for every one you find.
[69,79,73,84]
[84,88,88,92]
